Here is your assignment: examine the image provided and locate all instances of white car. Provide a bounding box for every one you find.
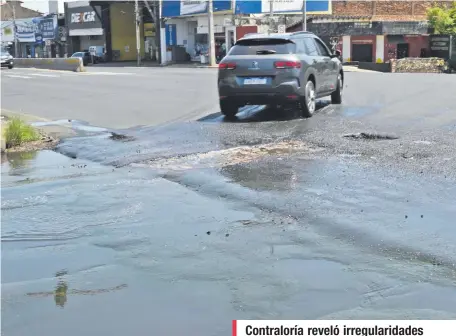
[0,51,14,69]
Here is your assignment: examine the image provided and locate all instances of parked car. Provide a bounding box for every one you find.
[70,51,92,66]
[217,31,344,118]
[0,51,14,69]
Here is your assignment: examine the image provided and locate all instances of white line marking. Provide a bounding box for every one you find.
[5,75,32,79]
[83,72,135,75]
[29,73,60,77]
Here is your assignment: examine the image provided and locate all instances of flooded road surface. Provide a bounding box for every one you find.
[2,102,456,335]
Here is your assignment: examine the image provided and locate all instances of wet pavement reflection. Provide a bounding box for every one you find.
[2,105,456,335]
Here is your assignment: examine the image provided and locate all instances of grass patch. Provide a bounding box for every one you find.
[3,117,40,148]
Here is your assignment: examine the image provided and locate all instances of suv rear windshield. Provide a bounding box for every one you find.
[228,39,296,56]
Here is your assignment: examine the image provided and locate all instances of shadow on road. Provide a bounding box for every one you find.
[199,101,332,123]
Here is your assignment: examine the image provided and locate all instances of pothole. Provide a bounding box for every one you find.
[132,140,324,170]
[343,132,399,140]
[109,132,135,142]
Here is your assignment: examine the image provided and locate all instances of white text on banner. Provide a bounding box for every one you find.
[233,320,456,336]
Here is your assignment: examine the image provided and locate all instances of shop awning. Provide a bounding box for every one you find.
[387,35,406,44]
[69,28,104,36]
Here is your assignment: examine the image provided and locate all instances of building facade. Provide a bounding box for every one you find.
[286,0,450,63]
[65,2,105,54]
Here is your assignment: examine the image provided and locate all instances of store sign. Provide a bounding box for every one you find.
[15,18,39,43]
[38,17,57,40]
[235,0,331,15]
[352,39,373,44]
[162,0,231,17]
[166,24,177,47]
[67,6,102,31]
[181,0,207,15]
[71,11,96,24]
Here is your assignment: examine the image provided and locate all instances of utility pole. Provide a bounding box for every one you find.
[269,0,274,34]
[301,0,307,31]
[11,1,19,57]
[207,0,216,66]
[134,0,141,66]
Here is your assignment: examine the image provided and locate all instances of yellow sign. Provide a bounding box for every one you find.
[144,23,155,37]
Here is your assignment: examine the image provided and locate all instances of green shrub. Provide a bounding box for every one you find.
[4,117,40,148]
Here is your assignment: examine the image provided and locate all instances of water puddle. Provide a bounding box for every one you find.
[31,119,109,134]
[2,120,456,335]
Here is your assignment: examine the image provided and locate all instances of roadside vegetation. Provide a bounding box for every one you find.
[3,117,40,148]
[427,2,456,34]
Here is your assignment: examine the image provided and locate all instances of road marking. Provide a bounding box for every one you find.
[81,72,135,75]
[28,73,60,77]
[5,74,32,79]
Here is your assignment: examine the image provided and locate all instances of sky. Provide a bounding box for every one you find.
[19,0,70,14]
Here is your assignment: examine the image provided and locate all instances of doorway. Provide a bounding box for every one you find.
[352,43,373,62]
[397,43,409,59]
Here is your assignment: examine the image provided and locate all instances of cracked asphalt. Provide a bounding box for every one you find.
[1,68,456,336]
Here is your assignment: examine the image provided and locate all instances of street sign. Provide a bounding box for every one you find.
[278,25,286,34]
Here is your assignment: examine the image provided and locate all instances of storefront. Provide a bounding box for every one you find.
[384,35,429,62]
[0,16,57,58]
[162,1,233,62]
[66,3,105,55]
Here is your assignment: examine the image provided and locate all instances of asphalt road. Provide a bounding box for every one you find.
[2,68,456,336]
[1,66,455,132]
[1,66,219,129]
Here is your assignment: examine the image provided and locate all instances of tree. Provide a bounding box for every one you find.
[427,2,456,35]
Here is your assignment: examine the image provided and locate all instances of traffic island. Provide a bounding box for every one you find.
[1,115,59,153]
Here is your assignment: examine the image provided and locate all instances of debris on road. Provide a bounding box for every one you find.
[343,132,400,140]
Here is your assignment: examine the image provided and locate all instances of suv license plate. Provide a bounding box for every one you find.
[244,78,267,85]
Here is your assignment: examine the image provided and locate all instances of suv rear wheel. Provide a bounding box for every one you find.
[331,73,343,104]
[220,100,239,118]
[300,80,316,118]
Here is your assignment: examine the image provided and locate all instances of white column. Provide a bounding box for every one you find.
[375,35,385,63]
[342,35,351,62]
[159,2,167,65]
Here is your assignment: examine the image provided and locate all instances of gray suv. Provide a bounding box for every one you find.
[217,32,344,118]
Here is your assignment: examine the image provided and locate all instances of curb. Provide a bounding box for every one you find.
[0,109,77,141]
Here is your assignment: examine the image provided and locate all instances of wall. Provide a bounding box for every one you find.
[110,2,145,61]
[384,35,430,62]
[405,35,429,57]
[332,1,451,19]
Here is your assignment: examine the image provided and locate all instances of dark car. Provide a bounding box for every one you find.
[70,51,93,66]
[1,51,14,69]
[217,31,344,118]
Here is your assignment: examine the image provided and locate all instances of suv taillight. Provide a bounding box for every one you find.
[274,61,301,69]
[219,62,236,70]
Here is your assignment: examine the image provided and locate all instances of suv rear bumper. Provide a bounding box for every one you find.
[220,93,300,106]
[218,80,301,105]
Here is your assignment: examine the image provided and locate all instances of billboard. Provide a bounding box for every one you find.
[235,0,331,15]
[0,16,58,43]
[162,0,232,17]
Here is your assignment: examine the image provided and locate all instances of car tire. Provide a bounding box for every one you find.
[300,80,317,118]
[8,65,13,69]
[331,73,343,105]
[220,100,239,118]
